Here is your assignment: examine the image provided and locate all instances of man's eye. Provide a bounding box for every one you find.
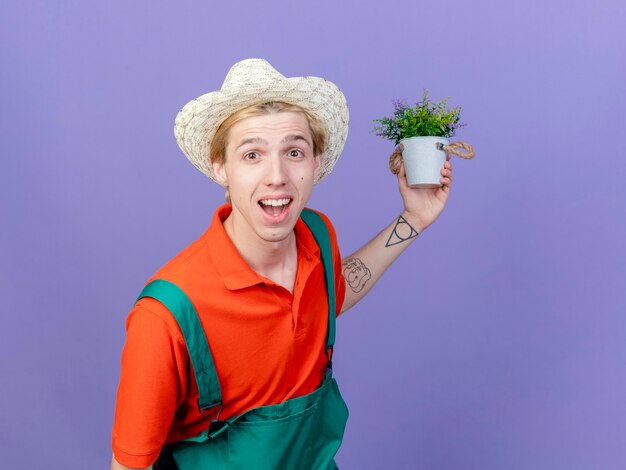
[289,150,303,158]
[244,152,258,160]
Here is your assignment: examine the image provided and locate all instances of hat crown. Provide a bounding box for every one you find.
[221,58,286,90]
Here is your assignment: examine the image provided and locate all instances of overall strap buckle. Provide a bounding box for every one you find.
[326,347,334,371]
[198,399,229,439]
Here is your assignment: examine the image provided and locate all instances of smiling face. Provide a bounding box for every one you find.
[212,111,321,249]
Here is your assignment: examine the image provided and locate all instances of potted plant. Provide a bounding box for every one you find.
[373,90,475,188]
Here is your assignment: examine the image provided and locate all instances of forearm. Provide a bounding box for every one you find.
[340,211,424,312]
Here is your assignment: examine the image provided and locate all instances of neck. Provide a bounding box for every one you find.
[223,215,298,292]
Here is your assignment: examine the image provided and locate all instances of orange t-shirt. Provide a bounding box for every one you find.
[111,205,345,468]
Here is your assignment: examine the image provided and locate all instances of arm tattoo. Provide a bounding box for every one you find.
[342,257,372,293]
[385,215,419,247]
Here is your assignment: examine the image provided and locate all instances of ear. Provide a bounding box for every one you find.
[212,160,228,187]
[313,155,322,180]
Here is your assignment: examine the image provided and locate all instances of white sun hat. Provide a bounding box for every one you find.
[174,58,349,183]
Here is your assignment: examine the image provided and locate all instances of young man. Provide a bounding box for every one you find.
[111,59,454,470]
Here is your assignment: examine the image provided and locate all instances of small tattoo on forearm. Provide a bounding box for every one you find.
[342,258,372,293]
[385,216,419,247]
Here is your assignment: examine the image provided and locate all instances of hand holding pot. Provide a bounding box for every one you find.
[393,144,453,233]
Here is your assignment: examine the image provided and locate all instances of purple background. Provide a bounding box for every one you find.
[2,1,625,468]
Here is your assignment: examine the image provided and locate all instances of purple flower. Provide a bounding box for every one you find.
[392,98,409,113]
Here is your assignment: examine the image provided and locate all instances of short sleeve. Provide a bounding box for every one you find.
[111,298,189,468]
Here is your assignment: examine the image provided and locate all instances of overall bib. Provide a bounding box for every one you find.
[136,210,349,470]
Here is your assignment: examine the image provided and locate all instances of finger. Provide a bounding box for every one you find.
[440,178,451,193]
[446,152,452,161]
[397,164,410,191]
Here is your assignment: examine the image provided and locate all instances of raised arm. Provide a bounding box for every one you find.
[340,153,453,312]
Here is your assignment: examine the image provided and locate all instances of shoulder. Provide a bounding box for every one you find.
[126,297,186,345]
[126,234,213,341]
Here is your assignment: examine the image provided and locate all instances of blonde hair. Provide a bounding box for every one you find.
[210,102,327,166]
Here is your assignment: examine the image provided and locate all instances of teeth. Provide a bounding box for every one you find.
[260,198,290,207]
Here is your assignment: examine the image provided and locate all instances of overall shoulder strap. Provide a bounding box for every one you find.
[300,209,336,351]
[136,279,223,416]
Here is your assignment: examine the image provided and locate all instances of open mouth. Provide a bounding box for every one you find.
[258,198,292,218]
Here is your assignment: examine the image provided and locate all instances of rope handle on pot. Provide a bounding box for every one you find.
[389,141,476,175]
[438,141,476,159]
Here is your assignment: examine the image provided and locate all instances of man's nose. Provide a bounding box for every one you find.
[265,155,287,185]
